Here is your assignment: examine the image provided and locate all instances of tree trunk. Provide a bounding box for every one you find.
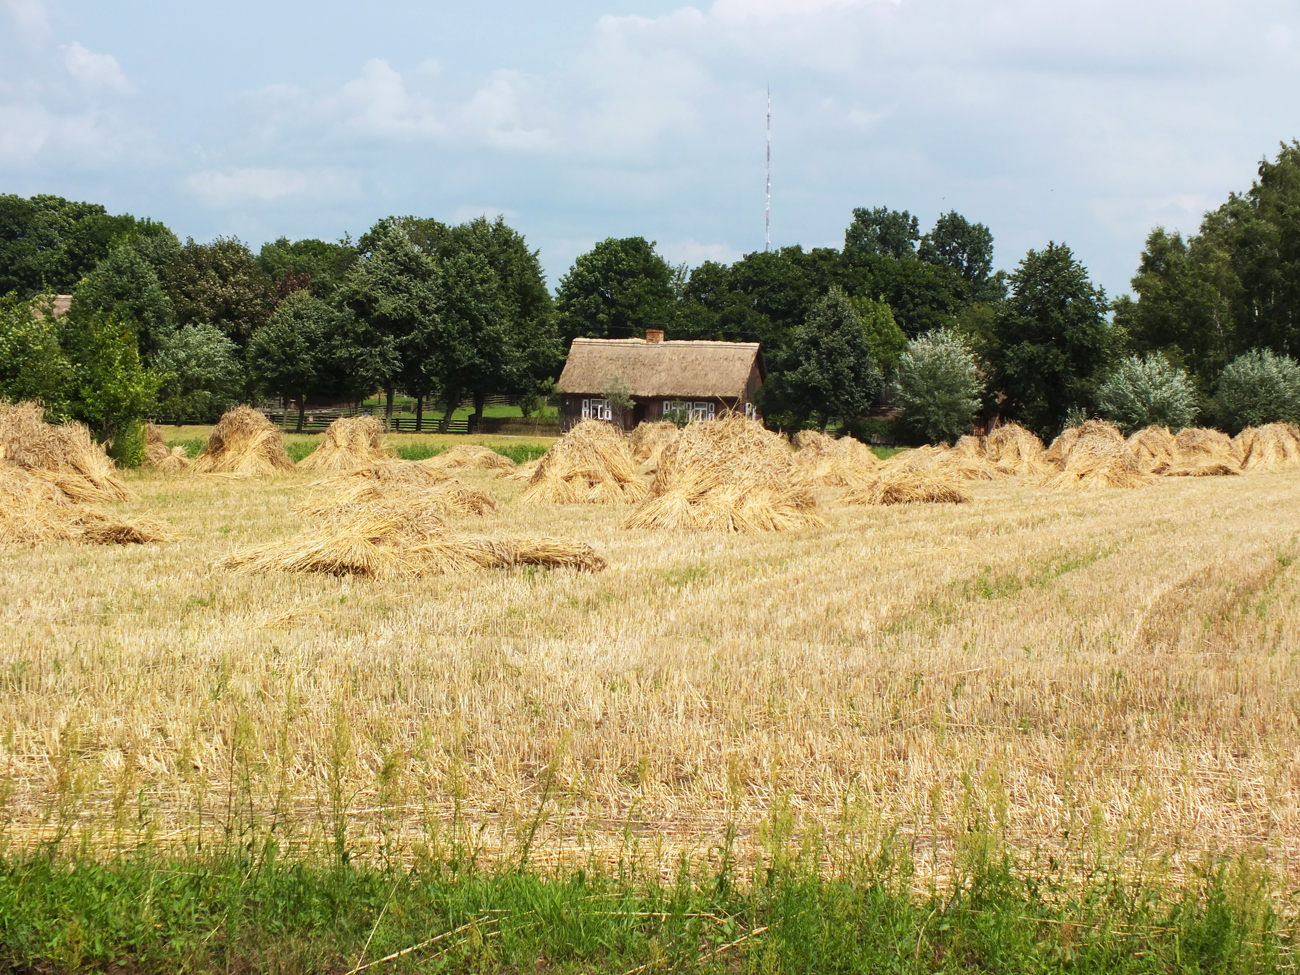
[438,387,461,433]
[470,390,486,434]
[296,397,306,433]
[415,396,423,432]
[385,388,395,433]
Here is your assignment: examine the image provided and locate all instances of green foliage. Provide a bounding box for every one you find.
[895,328,986,444]
[106,419,147,468]
[337,221,436,415]
[845,205,922,259]
[555,237,676,344]
[257,236,358,299]
[848,294,908,371]
[248,291,340,431]
[518,378,556,418]
[760,286,883,430]
[152,323,244,423]
[0,194,157,298]
[57,310,161,446]
[70,244,176,358]
[159,237,276,347]
[424,250,512,429]
[440,216,561,401]
[0,295,72,409]
[1215,348,1300,431]
[601,374,634,426]
[1095,352,1200,434]
[1118,142,1300,380]
[986,242,1115,436]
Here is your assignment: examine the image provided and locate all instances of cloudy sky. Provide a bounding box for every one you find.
[2,0,1298,296]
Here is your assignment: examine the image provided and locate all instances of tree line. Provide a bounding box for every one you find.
[3,139,1300,461]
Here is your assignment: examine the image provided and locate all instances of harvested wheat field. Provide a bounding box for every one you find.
[520,419,647,504]
[295,415,390,472]
[191,406,297,476]
[626,414,822,531]
[4,439,1300,890]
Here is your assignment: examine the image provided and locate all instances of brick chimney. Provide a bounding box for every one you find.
[646,328,664,344]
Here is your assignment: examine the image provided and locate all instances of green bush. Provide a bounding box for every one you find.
[894,328,984,444]
[106,419,147,468]
[1095,352,1199,433]
[1216,349,1300,432]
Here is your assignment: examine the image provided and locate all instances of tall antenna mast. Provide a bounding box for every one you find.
[765,85,771,253]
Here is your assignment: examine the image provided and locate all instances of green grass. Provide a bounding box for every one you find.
[164,438,207,459]
[873,446,907,460]
[392,443,549,464]
[0,846,1289,974]
[494,443,549,464]
[285,440,318,463]
[395,443,445,461]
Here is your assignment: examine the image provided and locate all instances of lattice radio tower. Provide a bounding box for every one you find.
[765,86,771,252]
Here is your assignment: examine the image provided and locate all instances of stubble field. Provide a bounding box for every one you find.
[2,448,1299,888]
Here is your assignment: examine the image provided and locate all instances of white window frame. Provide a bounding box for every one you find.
[744,401,756,419]
[691,401,715,422]
[587,397,612,421]
[581,398,591,420]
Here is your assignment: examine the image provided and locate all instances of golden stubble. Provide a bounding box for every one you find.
[1,461,1299,881]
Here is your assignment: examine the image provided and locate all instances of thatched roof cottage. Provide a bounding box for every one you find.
[556,330,764,431]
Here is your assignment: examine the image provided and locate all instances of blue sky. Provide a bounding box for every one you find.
[3,0,1298,297]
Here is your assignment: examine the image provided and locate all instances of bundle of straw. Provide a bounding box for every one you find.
[143,424,191,472]
[1042,420,1152,489]
[629,421,680,470]
[0,401,130,502]
[841,471,972,506]
[625,414,822,532]
[297,479,498,519]
[520,420,647,504]
[421,444,516,472]
[983,423,1051,478]
[296,416,390,472]
[1154,427,1241,477]
[218,507,604,578]
[792,429,880,487]
[0,408,172,545]
[1233,424,1300,471]
[191,407,296,476]
[1125,425,1177,474]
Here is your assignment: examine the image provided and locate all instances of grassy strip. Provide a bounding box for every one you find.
[285,440,318,463]
[164,438,207,459]
[0,851,1290,974]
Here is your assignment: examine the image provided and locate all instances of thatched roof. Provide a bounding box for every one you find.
[31,295,73,319]
[558,338,763,399]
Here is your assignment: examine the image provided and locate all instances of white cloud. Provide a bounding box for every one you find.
[0,101,137,167]
[186,167,361,207]
[5,0,49,49]
[331,58,440,139]
[62,42,131,93]
[659,239,743,267]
